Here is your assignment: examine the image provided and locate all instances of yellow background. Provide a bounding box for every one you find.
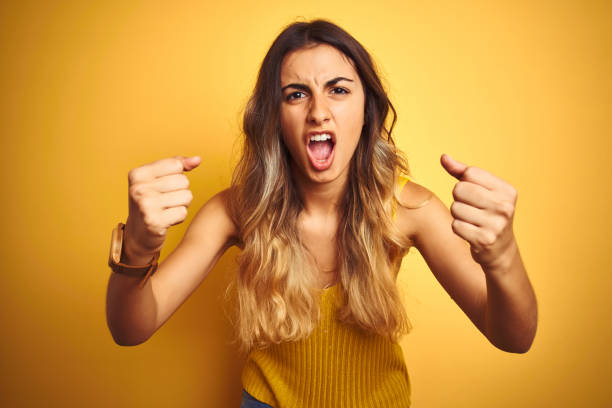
[1,0,610,406]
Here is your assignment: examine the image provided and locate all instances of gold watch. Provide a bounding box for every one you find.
[108,222,160,285]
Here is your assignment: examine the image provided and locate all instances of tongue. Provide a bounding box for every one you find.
[309,141,333,161]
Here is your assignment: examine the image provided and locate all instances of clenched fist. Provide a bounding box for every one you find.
[441,153,519,271]
[123,155,201,259]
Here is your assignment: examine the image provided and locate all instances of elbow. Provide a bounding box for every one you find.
[488,335,534,354]
[110,331,151,347]
[514,327,537,354]
[490,323,537,354]
[497,339,534,354]
[106,315,154,347]
[105,294,157,346]
[486,308,538,354]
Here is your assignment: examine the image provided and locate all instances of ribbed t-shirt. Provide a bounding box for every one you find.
[241,284,411,407]
[241,175,414,407]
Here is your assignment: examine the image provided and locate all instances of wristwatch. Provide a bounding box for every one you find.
[108,222,160,285]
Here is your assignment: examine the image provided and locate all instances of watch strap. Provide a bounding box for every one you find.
[108,222,160,287]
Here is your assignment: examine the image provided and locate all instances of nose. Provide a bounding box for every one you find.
[307,93,331,125]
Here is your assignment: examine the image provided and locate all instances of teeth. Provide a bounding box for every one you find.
[309,133,332,143]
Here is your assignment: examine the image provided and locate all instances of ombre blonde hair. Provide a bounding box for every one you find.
[227,20,415,355]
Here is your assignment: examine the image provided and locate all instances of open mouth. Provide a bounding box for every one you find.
[306,132,336,171]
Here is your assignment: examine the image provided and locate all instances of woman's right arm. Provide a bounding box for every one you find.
[105,156,238,346]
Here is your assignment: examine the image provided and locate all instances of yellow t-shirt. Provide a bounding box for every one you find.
[241,175,414,407]
[241,284,411,407]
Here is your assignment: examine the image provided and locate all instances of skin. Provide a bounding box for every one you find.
[107,44,537,353]
[397,156,538,353]
[279,43,366,283]
[280,43,365,218]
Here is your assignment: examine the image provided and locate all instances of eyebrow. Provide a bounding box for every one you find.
[281,76,354,92]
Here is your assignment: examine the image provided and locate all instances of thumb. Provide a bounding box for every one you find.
[176,155,201,172]
[440,153,467,180]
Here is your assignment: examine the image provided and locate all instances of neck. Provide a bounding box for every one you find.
[291,163,349,218]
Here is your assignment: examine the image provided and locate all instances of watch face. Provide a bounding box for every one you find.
[110,223,124,264]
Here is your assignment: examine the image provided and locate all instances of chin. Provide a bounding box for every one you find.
[308,163,348,185]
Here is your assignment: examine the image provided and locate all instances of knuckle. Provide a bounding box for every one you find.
[451,219,460,232]
[508,186,518,202]
[478,230,496,247]
[129,184,147,199]
[450,201,459,217]
[128,168,141,185]
[175,159,184,172]
[452,183,462,199]
[500,201,515,218]
[142,213,155,228]
[464,166,476,179]
[181,174,190,189]
[144,217,165,236]
[493,217,506,234]
[138,196,152,211]
[488,230,498,244]
[175,206,188,222]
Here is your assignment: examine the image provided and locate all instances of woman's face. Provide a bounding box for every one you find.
[280,43,365,185]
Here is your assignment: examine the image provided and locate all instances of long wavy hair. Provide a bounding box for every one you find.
[227,19,414,354]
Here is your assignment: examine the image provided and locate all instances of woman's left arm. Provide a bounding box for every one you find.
[398,154,538,353]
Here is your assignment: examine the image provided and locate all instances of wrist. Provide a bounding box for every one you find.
[121,237,158,266]
[109,222,160,289]
[482,239,520,279]
[119,223,160,266]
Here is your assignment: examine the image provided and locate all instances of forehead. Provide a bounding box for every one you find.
[280,43,359,84]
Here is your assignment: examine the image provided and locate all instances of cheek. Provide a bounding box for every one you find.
[280,111,303,154]
[280,108,298,135]
[337,103,365,142]
[353,95,366,129]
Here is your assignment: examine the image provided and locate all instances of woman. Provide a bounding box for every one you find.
[106,20,537,408]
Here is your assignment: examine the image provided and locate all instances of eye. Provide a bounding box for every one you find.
[331,87,349,95]
[286,91,306,101]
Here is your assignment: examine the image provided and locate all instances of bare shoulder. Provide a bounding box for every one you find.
[395,180,448,243]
